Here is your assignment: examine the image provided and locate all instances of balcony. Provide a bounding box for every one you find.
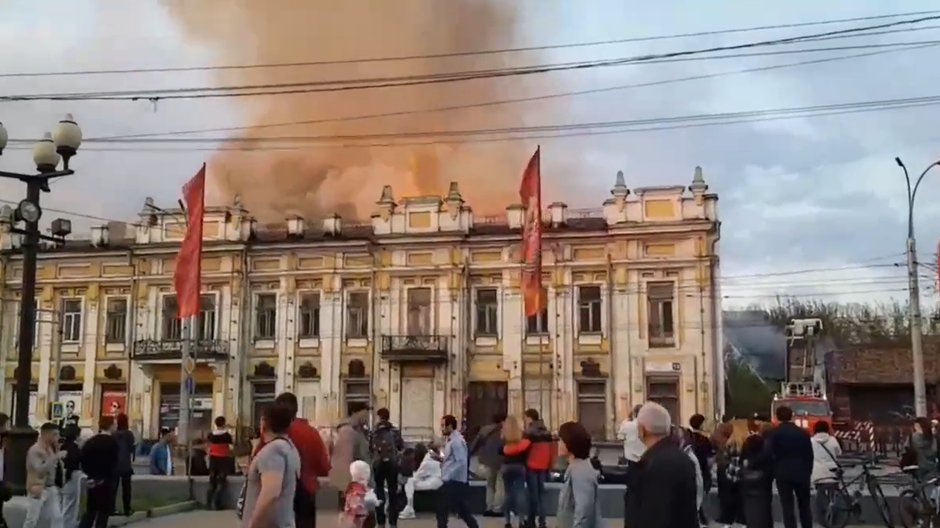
[132,339,230,362]
[380,335,449,363]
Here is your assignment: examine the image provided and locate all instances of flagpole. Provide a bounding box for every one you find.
[179,316,193,473]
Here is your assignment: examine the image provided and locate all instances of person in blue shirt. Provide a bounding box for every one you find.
[149,427,175,476]
[434,415,479,528]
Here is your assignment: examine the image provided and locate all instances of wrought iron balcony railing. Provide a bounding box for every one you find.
[132,339,230,361]
[380,335,449,362]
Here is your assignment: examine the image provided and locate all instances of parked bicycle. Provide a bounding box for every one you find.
[816,455,895,528]
[899,465,940,528]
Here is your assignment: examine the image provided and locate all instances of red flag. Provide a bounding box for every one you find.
[520,147,546,317]
[173,164,206,319]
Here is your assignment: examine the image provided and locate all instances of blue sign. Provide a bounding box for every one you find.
[185,375,194,394]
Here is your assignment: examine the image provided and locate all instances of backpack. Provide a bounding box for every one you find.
[372,424,400,463]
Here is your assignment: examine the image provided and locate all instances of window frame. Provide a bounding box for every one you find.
[474,288,499,337]
[345,290,370,339]
[577,285,603,335]
[197,293,219,341]
[254,293,278,341]
[405,286,433,336]
[60,297,84,343]
[646,281,676,347]
[297,291,322,339]
[526,307,549,336]
[160,294,182,341]
[104,296,129,344]
[576,379,608,441]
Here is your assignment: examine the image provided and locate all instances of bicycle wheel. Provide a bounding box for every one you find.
[869,478,896,528]
[899,489,930,528]
[817,486,853,528]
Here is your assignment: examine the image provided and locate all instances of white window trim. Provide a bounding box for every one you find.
[344,289,371,342]
[644,280,679,349]
[403,285,435,336]
[60,296,84,344]
[296,289,322,347]
[575,283,605,337]
[103,294,131,351]
[472,286,500,342]
[198,291,221,341]
[157,291,220,341]
[253,292,278,344]
[157,291,180,341]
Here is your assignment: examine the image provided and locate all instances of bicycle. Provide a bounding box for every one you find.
[815,456,895,528]
[898,465,940,528]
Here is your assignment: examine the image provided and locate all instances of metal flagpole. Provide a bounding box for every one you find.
[179,315,194,477]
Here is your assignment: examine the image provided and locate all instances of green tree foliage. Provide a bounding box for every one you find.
[725,354,776,419]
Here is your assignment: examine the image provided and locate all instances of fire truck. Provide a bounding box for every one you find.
[771,318,833,432]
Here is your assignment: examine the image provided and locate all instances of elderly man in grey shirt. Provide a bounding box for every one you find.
[435,415,479,528]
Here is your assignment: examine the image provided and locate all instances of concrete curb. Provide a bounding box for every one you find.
[108,501,198,527]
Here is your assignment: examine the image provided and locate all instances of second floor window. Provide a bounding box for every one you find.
[346,292,369,338]
[61,299,82,342]
[648,282,675,347]
[475,289,498,336]
[578,286,602,334]
[526,307,549,335]
[407,288,432,335]
[198,295,216,340]
[162,296,182,340]
[299,293,320,338]
[105,298,128,343]
[255,294,277,340]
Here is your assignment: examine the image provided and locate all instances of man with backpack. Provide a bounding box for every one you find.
[372,407,405,528]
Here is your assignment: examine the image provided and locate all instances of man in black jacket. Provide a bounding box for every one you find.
[767,406,814,528]
[624,402,698,528]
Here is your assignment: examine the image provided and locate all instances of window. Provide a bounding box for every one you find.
[647,377,679,424]
[578,286,602,334]
[346,292,369,338]
[577,381,607,440]
[344,380,371,417]
[105,298,128,343]
[406,288,432,335]
[647,282,675,347]
[475,289,498,336]
[526,307,549,335]
[198,295,216,341]
[61,299,82,342]
[298,293,320,338]
[255,294,277,340]
[162,296,182,340]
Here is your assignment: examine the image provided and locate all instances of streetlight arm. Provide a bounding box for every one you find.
[911,162,940,207]
[0,169,74,182]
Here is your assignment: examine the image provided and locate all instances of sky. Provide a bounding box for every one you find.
[0,0,938,309]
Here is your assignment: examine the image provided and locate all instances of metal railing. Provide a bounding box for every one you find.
[380,335,449,361]
[132,339,229,360]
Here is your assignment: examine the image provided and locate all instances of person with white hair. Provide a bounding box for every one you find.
[623,402,698,528]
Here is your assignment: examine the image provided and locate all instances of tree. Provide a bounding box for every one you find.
[725,354,776,419]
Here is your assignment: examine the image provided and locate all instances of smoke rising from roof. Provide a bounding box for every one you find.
[161,0,531,221]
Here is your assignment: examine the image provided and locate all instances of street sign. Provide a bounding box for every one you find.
[184,375,194,394]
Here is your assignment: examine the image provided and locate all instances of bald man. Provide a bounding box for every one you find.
[623,402,698,528]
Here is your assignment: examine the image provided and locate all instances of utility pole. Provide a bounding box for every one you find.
[895,157,940,417]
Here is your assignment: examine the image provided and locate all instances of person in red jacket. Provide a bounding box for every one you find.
[502,409,553,528]
[255,392,331,528]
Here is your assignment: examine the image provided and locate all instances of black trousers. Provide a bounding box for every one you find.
[112,472,132,514]
[80,480,115,528]
[207,456,232,511]
[436,481,479,528]
[777,478,813,528]
[374,461,399,526]
[716,470,742,525]
[294,486,317,528]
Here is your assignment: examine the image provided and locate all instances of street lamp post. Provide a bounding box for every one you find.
[0,115,81,492]
[895,156,940,418]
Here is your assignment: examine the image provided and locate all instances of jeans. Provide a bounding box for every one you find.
[501,465,526,524]
[79,480,115,528]
[374,461,399,526]
[436,481,479,528]
[482,465,505,513]
[777,479,813,528]
[23,487,63,528]
[524,470,546,528]
[62,472,85,528]
[208,456,232,511]
[112,472,132,514]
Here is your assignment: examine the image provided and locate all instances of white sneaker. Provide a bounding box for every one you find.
[399,507,416,520]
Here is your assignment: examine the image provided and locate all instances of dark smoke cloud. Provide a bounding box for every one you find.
[160,0,531,222]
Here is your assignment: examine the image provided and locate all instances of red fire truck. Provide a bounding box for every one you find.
[771,381,833,433]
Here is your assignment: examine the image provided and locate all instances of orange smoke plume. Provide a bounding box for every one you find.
[160,0,531,222]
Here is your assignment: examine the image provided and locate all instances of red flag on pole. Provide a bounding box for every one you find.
[173,164,206,319]
[520,147,546,317]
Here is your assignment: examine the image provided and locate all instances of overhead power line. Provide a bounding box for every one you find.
[2,10,938,79]
[87,42,939,141]
[2,14,939,102]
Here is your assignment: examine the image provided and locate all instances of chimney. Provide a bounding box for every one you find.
[506,204,524,229]
[323,214,342,236]
[91,225,110,247]
[286,215,306,238]
[548,202,568,227]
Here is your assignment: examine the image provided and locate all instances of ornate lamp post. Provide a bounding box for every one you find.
[0,115,82,492]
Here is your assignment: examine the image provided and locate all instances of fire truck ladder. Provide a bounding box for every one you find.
[786,318,823,383]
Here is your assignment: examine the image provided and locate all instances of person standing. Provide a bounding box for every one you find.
[207,416,235,510]
[436,414,479,528]
[371,407,404,528]
[766,406,814,528]
[498,416,528,528]
[469,413,505,517]
[149,427,175,476]
[810,421,842,485]
[521,409,552,528]
[555,421,603,528]
[242,403,302,528]
[617,405,646,467]
[739,421,774,528]
[623,402,698,528]
[330,408,371,506]
[688,414,714,525]
[60,425,84,528]
[80,416,120,528]
[23,422,65,528]
[112,413,136,516]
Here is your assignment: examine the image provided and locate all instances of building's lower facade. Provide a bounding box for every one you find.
[0,169,722,441]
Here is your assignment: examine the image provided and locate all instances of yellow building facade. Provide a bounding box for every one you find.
[0,169,721,441]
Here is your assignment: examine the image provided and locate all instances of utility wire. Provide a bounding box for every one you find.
[3,15,938,102]
[3,10,938,79]
[85,41,940,141]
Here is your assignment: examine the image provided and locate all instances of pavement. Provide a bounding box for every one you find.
[125,510,872,527]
